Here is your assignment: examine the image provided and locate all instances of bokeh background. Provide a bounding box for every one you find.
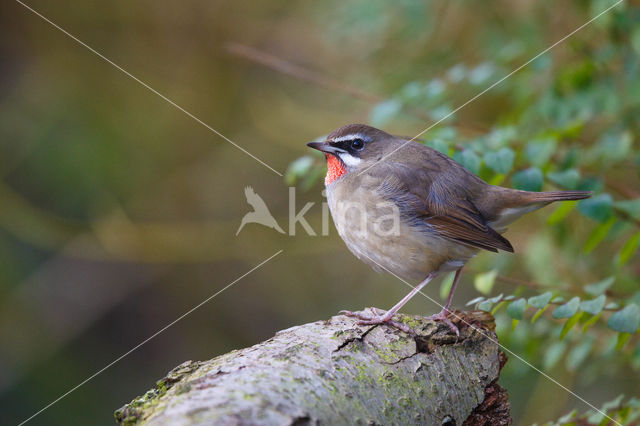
[2,0,639,424]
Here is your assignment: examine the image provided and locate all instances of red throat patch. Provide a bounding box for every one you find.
[325,154,346,185]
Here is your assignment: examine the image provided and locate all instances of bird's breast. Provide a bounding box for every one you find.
[326,180,477,280]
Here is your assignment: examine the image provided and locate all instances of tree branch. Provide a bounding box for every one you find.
[115,310,510,425]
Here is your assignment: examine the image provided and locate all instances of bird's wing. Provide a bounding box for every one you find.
[423,213,513,253]
[371,147,513,253]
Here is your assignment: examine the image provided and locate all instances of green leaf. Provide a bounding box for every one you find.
[561,312,584,339]
[615,198,640,220]
[584,276,615,296]
[632,25,640,56]
[629,396,640,409]
[578,193,613,222]
[595,130,633,162]
[553,297,580,319]
[511,319,519,331]
[616,332,632,350]
[528,291,553,309]
[425,139,450,155]
[587,394,625,424]
[400,81,422,101]
[580,295,606,315]
[525,138,556,167]
[477,293,502,312]
[477,299,493,312]
[566,337,593,371]
[454,149,481,175]
[506,298,527,320]
[432,106,455,122]
[474,270,498,295]
[584,217,616,253]
[468,62,494,85]
[608,303,640,333]
[556,410,578,424]
[487,126,517,147]
[577,176,603,192]
[491,301,506,315]
[427,127,457,141]
[511,167,543,192]
[531,305,548,323]
[488,173,505,186]
[484,148,515,175]
[547,168,580,190]
[618,231,640,266]
[370,99,401,127]
[466,296,485,306]
[582,313,601,332]
[547,200,578,225]
[285,156,314,185]
[439,272,455,300]
[447,64,467,82]
[424,79,446,99]
[489,294,504,303]
[601,394,625,412]
[543,341,567,370]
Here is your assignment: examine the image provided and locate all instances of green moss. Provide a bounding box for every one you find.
[274,343,306,361]
[114,361,200,424]
[327,382,339,395]
[114,389,164,425]
[397,396,411,408]
[372,340,407,363]
[121,415,140,426]
[175,383,192,395]
[155,379,168,395]
[395,315,423,329]
[354,363,369,383]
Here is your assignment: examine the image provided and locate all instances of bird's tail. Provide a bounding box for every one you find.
[522,190,592,203]
[487,189,592,231]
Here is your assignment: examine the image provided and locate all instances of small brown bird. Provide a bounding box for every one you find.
[308,124,591,334]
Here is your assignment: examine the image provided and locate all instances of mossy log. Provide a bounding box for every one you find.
[115,310,510,425]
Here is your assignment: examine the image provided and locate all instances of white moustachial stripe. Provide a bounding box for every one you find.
[337,152,362,167]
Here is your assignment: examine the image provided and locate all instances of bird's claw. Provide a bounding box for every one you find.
[340,308,413,334]
[427,310,460,338]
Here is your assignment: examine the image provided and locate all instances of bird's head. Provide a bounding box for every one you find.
[307,124,400,185]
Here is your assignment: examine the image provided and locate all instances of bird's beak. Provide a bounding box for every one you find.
[306,141,346,155]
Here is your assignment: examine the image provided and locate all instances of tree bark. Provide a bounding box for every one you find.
[115,310,510,425]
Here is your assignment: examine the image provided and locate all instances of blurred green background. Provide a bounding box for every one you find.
[1,0,639,424]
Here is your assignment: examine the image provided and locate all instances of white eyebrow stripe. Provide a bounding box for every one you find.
[331,133,367,143]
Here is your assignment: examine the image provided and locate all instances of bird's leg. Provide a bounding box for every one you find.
[427,267,464,337]
[340,273,438,333]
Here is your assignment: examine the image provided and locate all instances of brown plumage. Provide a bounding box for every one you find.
[307,124,591,334]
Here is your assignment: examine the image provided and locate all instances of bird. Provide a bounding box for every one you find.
[236,186,285,235]
[307,123,591,335]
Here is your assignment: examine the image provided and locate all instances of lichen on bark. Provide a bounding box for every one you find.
[115,310,508,425]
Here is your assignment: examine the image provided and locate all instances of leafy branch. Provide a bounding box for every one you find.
[467,290,639,349]
[543,394,640,425]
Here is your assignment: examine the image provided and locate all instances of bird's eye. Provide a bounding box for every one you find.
[350,139,365,150]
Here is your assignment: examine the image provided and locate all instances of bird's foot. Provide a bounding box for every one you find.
[339,308,413,334]
[427,309,460,338]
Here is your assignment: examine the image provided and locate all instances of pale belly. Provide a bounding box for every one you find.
[327,184,477,281]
